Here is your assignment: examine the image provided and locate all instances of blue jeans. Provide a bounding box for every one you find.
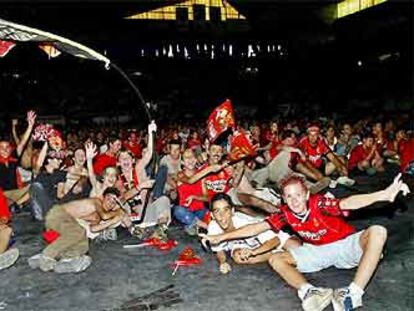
[173,205,208,228]
[153,165,168,199]
[29,182,53,221]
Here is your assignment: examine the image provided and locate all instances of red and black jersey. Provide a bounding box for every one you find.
[299,137,331,169]
[201,163,232,202]
[266,194,355,245]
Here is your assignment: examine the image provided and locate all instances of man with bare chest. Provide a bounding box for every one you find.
[28,187,129,273]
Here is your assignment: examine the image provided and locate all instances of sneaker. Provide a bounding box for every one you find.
[131,226,145,239]
[336,176,356,187]
[151,225,168,242]
[27,253,44,269]
[302,287,333,311]
[103,228,118,241]
[0,248,19,271]
[184,223,198,236]
[309,177,331,194]
[54,255,92,274]
[332,288,362,311]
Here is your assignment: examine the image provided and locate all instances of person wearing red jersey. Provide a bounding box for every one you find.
[123,130,142,159]
[372,122,388,156]
[173,149,211,235]
[92,136,122,176]
[348,131,384,175]
[394,129,414,175]
[201,174,410,311]
[201,143,233,202]
[299,126,348,179]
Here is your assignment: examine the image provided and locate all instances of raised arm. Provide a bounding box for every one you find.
[138,121,157,170]
[16,110,36,157]
[199,221,271,245]
[85,142,98,189]
[33,141,48,175]
[11,119,20,145]
[340,173,410,210]
[178,162,229,184]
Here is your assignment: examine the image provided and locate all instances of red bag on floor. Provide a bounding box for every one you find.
[43,230,60,244]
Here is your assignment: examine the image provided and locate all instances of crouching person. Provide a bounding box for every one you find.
[207,193,300,274]
[28,187,127,273]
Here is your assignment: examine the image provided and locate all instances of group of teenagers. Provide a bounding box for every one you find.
[0,109,413,311]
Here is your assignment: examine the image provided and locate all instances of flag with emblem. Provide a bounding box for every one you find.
[228,129,257,161]
[207,99,236,143]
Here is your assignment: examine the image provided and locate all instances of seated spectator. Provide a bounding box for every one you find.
[1,111,36,207]
[336,122,359,159]
[123,129,142,159]
[92,136,122,176]
[29,142,67,221]
[299,125,348,178]
[348,131,384,176]
[28,187,131,274]
[86,142,119,198]
[174,149,209,235]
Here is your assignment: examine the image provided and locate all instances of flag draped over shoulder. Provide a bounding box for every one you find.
[0,18,110,67]
[228,129,257,161]
[206,99,236,143]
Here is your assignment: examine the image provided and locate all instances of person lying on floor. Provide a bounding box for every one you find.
[201,173,410,311]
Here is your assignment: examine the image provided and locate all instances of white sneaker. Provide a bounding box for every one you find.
[302,287,333,311]
[332,288,362,311]
[0,248,19,271]
[336,176,356,187]
[54,255,92,274]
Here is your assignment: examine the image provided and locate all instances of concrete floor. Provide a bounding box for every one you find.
[1,169,414,311]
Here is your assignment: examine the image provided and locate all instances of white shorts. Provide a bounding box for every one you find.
[289,231,364,273]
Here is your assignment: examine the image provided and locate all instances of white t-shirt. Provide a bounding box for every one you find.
[208,212,288,252]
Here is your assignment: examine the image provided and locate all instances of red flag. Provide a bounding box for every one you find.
[207,99,236,143]
[39,43,61,58]
[228,129,257,161]
[0,40,16,57]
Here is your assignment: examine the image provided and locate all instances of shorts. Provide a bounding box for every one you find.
[289,231,364,273]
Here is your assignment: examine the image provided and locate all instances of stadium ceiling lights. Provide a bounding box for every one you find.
[125,0,245,22]
[336,0,387,19]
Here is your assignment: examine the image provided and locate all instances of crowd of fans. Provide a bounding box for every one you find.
[0,107,413,311]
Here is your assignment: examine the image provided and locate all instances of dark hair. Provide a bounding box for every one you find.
[103,187,120,198]
[169,139,181,146]
[108,136,120,145]
[361,130,374,140]
[209,193,233,211]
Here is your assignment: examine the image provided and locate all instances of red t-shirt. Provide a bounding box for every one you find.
[0,188,11,223]
[123,141,142,159]
[348,144,370,171]
[399,139,414,172]
[187,138,202,150]
[177,180,205,211]
[201,164,232,202]
[266,194,355,245]
[93,153,117,176]
[299,137,330,169]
